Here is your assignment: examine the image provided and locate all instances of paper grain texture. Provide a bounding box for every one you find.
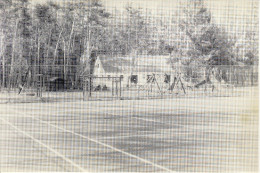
[0,0,258,172]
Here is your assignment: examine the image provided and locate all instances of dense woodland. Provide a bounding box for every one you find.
[0,0,258,88]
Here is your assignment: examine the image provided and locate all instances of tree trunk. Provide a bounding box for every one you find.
[37,36,40,75]
[0,29,5,87]
[2,55,5,87]
[63,38,66,80]
[9,19,19,88]
[45,28,52,61]
[66,18,75,83]
[53,28,63,65]
[52,28,63,77]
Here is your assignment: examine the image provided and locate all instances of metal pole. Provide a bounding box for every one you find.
[40,75,42,97]
[89,76,92,97]
[2,56,5,88]
[112,79,114,96]
[119,77,122,99]
[116,80,118,96]
[83,77,85,100]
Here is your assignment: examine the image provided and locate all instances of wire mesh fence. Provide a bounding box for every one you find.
[0,64,257,103]
[0,0,258,172]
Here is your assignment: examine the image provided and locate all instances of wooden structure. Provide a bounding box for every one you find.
[82,75,122,100]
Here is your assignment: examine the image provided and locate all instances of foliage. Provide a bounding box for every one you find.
[170,1,243,83]
[0,0,257,87]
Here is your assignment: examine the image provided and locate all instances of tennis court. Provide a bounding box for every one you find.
[0,87,258,172]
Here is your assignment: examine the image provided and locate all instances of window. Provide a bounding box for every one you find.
[130,75,138,84]
[120,75,124,80]
[108,75,110,80]
[147,75,154,83]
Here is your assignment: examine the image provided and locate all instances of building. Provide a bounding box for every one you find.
[92,55,174,90]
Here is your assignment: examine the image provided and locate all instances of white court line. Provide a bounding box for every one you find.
[2,103,242,134]
[3,110,240,134]
[131,116,166,124]
[5,108,174,172]
[86,109,241,134]
[3,104,240,134]
[7,100,247,117]
[28,100,245,118]
[79,107,198,131]
[29,104,187,129]
[0,117,88,172]
[96,130,196,140]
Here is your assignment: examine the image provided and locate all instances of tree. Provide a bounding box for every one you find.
[0,0,12,87]
[121,6,152,55]
[78,0,110,75]
[174,1,236,83]
[0,0,33,87]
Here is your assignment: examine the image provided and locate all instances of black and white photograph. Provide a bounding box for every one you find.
[0,0,258,172]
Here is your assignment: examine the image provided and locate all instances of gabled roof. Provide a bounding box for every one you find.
[97,55,173,74]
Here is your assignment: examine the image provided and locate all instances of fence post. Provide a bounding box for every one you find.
[251,69,254,86]
[89,76,92,97]
[119,77,122,99]
[116,80,118,96]
[83,77,86,100]
[112,79,114,96]
[36,74,43,97]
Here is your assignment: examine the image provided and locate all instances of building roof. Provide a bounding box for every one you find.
[98,55,173,74]
[99,57,131,73]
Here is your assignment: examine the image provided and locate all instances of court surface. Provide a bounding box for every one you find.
[0,90,258,172]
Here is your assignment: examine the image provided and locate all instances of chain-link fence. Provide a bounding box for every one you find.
[0,64,257,103]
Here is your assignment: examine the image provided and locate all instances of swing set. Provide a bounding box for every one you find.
[137,72,187,98]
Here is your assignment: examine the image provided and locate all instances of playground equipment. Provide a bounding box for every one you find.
[168,72,186,94]
[137,74,163,97]
[82,75,122,100]
[136,73,188,98]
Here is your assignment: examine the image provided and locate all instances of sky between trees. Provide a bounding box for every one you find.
[30,0,258,32]
[0,0,258,87]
